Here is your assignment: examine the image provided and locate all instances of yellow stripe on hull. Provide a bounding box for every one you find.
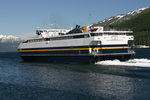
[102,46,128,49]
[19,46,128,52]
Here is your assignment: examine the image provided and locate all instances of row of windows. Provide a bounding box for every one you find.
[90,33,130,36]
[23,32,131,43]
[23,34,90,43]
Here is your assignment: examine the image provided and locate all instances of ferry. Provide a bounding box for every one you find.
[18,25,135,63]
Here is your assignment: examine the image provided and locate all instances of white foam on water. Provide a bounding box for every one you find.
[96,58,150,67]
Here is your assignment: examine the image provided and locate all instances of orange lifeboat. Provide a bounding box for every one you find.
[90,28,98,32]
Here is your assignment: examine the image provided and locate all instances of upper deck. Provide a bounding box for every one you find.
[36,25,133,38]
[22,25,133,44]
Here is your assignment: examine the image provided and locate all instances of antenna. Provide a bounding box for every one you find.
[48,14,51,29]
[89,13,92,24]
[37,24,39,29]
[48,16,50,29]
[51,24,53,29]
[54,21,56,29]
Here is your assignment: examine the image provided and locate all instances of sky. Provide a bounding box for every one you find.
[0,0,150,39]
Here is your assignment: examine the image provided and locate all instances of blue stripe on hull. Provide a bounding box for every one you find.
[20,50,89,55]
[20,53,133,63]
[102,49,128,53]
[21,55,95,63]
[19,49,128,55]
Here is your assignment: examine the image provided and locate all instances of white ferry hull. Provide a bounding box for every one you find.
[18,44,135,63]
[18,27,135,63]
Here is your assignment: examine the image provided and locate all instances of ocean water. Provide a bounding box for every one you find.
[0,49,150,100]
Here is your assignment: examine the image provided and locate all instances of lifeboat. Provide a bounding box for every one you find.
[90,28,98,32]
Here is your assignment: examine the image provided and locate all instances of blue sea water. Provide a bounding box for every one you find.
[0,49,150,100]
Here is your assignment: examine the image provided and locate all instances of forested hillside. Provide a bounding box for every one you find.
[94,7,150,46]
[113,7,150,46]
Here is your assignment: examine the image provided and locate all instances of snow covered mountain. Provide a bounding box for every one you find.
[0,35,23,52]
[0,35,22,43]
[94,7,149,26]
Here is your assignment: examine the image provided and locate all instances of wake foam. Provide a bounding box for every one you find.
[96,58,150,67]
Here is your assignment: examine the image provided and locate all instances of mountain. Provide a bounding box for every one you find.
[94,7,149,28]
[94,7,150,46]
[0,35,22,52]
[0,35,22,43]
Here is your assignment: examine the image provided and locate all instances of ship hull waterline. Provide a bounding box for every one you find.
[19,52,135,63]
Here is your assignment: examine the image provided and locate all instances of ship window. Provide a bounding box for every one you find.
[25,34,90,43]
[36,30,40,35]
[46,38,50,41]
[49,34,89,41]
[84,34,90,38]
[73,35,84,39]
[23,40,28,43]
[126,33,133,36]
[90,33,102,36]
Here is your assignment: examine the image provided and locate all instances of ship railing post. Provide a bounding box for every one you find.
[89,48,92,54]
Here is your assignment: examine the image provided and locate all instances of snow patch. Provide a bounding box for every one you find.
[127,7,149,15]
[0,34,22,43]
[96,7,149,25]
[115,14,124,19]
